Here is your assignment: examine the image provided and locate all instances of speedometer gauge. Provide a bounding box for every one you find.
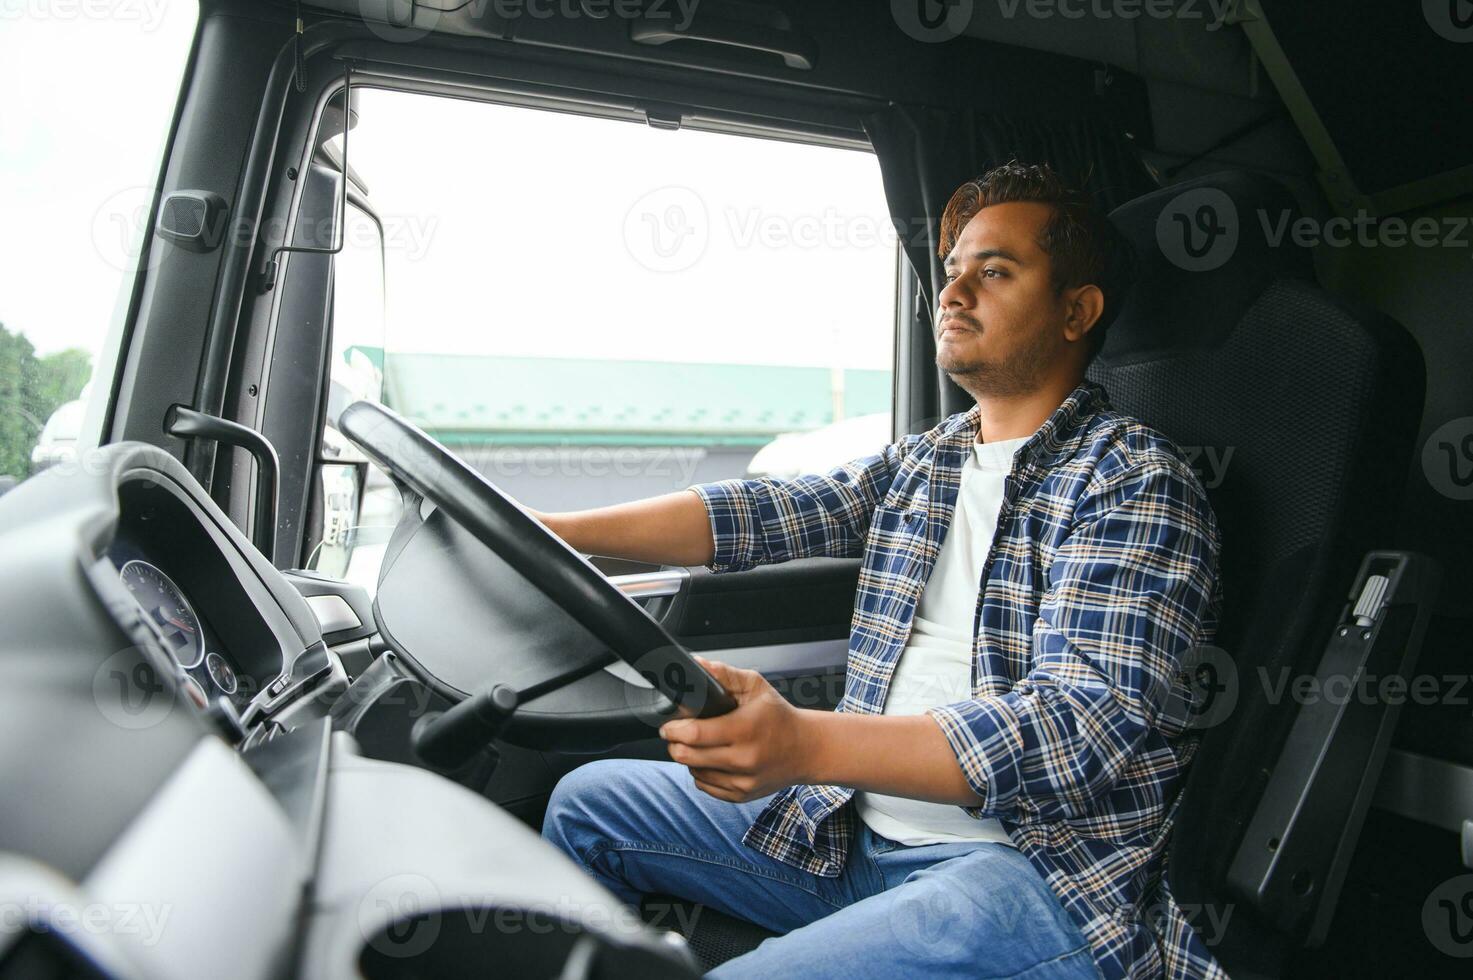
[119,560,204,669]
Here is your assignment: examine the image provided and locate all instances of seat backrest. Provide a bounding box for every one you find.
[1091,172,1426,932]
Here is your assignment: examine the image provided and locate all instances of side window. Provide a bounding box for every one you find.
[308,86,897,584]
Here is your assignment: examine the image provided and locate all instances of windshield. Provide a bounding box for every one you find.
[0,1,199,488]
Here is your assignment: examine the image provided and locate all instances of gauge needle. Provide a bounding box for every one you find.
[161,612,196,633]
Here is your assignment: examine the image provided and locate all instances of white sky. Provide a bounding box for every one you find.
[2,2,898,376]
[353,87,898,370]
[0,0,198,358]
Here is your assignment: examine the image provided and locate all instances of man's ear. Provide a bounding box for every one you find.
[1062,284,1105,343]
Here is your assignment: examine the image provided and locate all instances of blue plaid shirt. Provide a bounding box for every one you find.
[689,379,1225,980]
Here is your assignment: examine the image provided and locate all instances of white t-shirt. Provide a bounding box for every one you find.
[853,433,1030,846]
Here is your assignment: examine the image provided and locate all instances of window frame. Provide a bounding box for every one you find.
[238,45,916,567]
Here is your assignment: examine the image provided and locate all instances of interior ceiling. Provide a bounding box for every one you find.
[301,0,1314,185]
[953,2,1315,186]
[958,0,1259,100]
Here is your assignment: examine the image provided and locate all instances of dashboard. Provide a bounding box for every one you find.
[0,440,700,980]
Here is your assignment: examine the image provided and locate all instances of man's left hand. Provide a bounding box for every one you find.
[659,656,813,802]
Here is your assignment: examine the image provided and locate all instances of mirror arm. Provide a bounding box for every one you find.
[258,62,353,293]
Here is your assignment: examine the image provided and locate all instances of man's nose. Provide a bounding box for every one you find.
[938,276,968,311]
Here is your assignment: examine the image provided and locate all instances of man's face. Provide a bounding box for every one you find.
[936,201,1078,397]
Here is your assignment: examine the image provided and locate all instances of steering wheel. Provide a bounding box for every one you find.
[337,400,737,758]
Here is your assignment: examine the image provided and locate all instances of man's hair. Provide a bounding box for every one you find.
[937,161,1135,364]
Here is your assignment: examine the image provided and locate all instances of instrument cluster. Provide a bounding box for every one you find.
[116,557,252,711]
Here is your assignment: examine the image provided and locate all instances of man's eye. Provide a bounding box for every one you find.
[983,268,1005,279]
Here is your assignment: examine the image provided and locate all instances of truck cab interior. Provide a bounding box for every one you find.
[2,1,1471,977]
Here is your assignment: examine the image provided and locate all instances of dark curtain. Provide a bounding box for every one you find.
[863,103,1157,417]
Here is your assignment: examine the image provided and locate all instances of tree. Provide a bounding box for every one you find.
[0,322,93,481]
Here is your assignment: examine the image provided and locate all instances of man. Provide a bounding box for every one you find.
[536,162,1225,980]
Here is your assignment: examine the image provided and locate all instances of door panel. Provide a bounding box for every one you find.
[611,556,857,710]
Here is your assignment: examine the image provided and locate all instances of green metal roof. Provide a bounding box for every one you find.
[368,349,891,447]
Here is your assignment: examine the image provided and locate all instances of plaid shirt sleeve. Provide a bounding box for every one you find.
[687,433,926,575]
[925,454,1222,821]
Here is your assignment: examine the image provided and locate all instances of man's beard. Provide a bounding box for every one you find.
[937,321,1055,398]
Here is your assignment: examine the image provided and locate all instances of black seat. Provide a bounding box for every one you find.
[646,171,1429,975]
[1090,171,1428,974]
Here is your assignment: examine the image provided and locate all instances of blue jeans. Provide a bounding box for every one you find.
[541,758,1098,979]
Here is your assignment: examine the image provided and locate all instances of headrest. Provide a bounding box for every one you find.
[1104,171,1316,358]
